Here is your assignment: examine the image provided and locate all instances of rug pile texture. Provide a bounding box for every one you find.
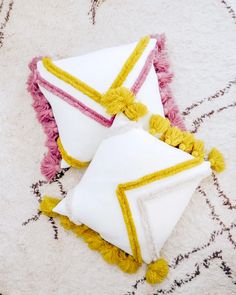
[0,1,236,294]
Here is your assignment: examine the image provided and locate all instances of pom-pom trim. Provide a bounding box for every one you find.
[39,196,140,274]
[146,258,169,284]
[148,113,225,172]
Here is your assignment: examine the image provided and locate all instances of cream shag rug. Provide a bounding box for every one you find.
[1,0,236,294]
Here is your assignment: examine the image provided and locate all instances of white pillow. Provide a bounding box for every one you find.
[53,126,211,264]
[35,36,164,171]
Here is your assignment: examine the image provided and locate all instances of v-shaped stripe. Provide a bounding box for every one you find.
[41,36,150,104]
[116,157,203,263]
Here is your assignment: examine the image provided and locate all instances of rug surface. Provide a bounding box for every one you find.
[0,1,236,294]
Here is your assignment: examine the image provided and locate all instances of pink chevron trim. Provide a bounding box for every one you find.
[36,71,115,127]
[28,34,185,180]
[131,49,155,95]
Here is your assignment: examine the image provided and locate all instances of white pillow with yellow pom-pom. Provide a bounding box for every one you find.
[28,35,181,180]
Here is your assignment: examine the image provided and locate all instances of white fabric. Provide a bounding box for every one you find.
[54,128,211,264]
[36,37,164,166]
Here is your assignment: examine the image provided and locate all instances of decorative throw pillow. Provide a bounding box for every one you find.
[28,34,185,180]
[53,126,211,257]
[39,113,226,284]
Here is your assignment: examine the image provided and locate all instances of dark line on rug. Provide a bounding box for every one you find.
[0,30,3,47]
[55,179,67,198]
[212,172,236,210]
[170,228,224,269]
[22,168,69,231]
[0,0,4,14]
[198,186,226,227]
[198,186,236,249]
[182,79,236,116]
[221,0,236,24]
[126,251,236,294]
[30,179,48,203]
[190,101,236,133]
[0,0,14,48]
[49,217,58,240]
[88,0,105,25]
[30,168,68,203]
[22,211,42,226]
[0,0,14,30]
[154,252,235,294]
[53,168,70,182]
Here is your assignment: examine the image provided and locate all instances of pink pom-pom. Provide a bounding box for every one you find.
[154,52,169,73]
[159,86,172,104]
[41,153,61,181]
[156,34,166,52]
[158,72,173,89]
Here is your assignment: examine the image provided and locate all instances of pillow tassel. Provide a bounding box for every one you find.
[178,132,194,153]
[149,114,170,135]
[101,86,147,121]
[146,258,169,284]
[117,252,140,274]
[124,102,148,121]
[208,148,225,172]
[163,126,183,147]
[191,139,205,159]
[101,87,135,115]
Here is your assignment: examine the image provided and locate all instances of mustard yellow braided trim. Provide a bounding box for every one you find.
[116,157,203,263]
[57,137,89,169]
[42,57,102,103]
[42,36,150,104]
[109,36,150,90]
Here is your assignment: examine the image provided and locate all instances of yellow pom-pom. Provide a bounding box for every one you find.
[149,114,170,135]
[72,224,89,237]
[164,127,183,147]
[124,102,148,121]
[82,229,99,243]
[191,140,205,159]
[146,258,169,284]
[118,252,140,274]
[208,148,225,172]
[149,128,156,135]
[100,245,121,265]
[179,132,194,152]
[59,215,75,230]
[39,196,60,218]
[101,87,135,115]
[87,235,105,250]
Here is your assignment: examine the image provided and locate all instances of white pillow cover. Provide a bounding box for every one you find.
[35,36,164,170]
[53,126,211,264]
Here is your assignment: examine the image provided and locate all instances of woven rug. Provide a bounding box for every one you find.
[1,1,236,294]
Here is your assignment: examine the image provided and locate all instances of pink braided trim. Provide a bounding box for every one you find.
[151,34,186,130]
[37,70,115,127]
[131,49,155,95]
